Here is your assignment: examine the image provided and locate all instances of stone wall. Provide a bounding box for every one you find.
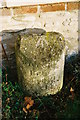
[0,1,79,76]
[0,1,79,56]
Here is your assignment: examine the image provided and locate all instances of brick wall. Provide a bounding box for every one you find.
[0,2,79,16]
[0,1,80,56]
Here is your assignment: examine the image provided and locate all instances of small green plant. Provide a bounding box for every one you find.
[2,54,80,120]
[2,71,24,119]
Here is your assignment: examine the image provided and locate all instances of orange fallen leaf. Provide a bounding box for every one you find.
[23,107,27,114]
[26,104,31,110]
[70,87,74,92]
[24,96,34,110]
[70,87,75,100]
[29,100,34,106]
[26,100,34,110]
[24,97,32,103]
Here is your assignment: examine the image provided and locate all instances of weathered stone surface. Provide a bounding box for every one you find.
[1,30,19,81]
[15,29,65,96]
[1,29,46,81]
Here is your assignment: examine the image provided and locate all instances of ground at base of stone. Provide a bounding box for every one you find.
[2,54,80,120]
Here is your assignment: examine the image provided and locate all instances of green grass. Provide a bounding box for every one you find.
[2,54,80,120]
